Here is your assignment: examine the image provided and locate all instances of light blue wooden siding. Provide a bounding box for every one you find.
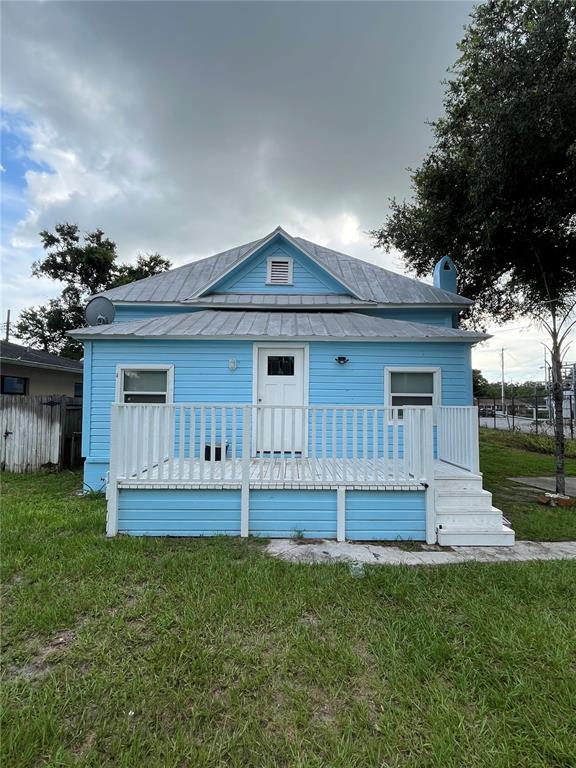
[118,489,241,536]
[359,308,455,327]
[345,491,426,540]
[249,490,337,538]
[308,341,472,406]
[88,340,252,460]
[212,241,347,295]
[83,338,472,486]
[116,487,424,540]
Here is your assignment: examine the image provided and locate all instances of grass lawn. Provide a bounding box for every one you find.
[479,429,576,541]
[2,472,576,767]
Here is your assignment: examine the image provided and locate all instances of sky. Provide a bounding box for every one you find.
[0,0,566,382]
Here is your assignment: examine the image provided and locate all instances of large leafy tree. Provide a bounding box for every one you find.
[372,0,576,492]
[15,223,171,359]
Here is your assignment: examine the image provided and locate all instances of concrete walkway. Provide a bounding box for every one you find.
[266,539,576,566]
[509,476,576,496]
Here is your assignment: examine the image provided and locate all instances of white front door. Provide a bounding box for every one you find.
[256,347,306,453]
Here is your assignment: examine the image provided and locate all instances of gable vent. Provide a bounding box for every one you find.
[267,257,293,285]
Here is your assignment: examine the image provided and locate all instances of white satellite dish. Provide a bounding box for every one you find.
[84,297,115,326]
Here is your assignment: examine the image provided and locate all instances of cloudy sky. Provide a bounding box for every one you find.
[1,1,561,381]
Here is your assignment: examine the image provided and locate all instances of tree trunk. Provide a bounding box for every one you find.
[550,331,565,495]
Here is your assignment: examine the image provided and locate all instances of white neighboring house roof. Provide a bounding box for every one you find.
[70,310,488,343]
[92,227,473,307]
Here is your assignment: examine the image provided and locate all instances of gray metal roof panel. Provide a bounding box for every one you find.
[186,293,374,307]
[0,340,83,371]
[70,310,488,342]
[93,228,473,307]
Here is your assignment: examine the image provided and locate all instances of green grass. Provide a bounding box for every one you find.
[479,429,576,541]
[2,472,576,767]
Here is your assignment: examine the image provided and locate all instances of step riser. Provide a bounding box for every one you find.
[435,479,484,493]
[437,514,504,528]
[437,528,515,547]
[436,499,493,513]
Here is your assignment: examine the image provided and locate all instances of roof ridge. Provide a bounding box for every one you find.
[294,236,470,304]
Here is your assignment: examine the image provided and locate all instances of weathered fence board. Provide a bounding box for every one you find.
[1,395,82,472]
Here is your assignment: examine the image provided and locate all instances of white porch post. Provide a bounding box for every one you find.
[470,406,480,474]
[106,404,120,537]
[240,405,251,537]
[423,407,436,545]
[337,486,346,542]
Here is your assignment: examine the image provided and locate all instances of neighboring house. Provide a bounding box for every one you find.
[70,227,514,545]
[0,341,83,397]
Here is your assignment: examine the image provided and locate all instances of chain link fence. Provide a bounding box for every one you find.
[475,395,575,438]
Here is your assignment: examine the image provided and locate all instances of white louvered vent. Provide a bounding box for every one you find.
[267,257,293,285]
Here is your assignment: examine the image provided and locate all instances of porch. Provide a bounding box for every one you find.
[104,403,511,545]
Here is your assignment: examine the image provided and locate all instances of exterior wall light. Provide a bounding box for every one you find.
[335,356,349,365]
[228,359,237,371]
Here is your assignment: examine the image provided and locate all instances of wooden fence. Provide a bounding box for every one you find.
[1,395,82,473]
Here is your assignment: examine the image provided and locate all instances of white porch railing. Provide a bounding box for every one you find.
[108,403,437,487]
[435,406,480,473]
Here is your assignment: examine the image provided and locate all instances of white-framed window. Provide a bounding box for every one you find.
[116,365,174,404]
[384,367,441,408]
[266,256,293,285]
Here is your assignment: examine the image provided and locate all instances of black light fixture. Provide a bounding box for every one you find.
[335,356,349,365]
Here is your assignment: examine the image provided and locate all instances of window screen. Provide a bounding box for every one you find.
[267,356,295,376]
[389,371,435,407]
[121,369,168,403]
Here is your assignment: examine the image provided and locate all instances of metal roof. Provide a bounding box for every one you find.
[95,227,472,307]
[70,310,488,342]
[0,340,83,372]
[186,293,375,307]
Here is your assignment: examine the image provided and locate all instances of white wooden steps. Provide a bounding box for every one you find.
[435,468,515,547]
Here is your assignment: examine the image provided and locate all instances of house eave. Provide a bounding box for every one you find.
[68,332,488,344]
[108,299,471,309]
[0,357,83,374]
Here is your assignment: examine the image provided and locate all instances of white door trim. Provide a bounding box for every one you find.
[252,343,310,407]
[252,343,309,456]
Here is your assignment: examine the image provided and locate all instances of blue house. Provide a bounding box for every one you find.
[71,227,514,546]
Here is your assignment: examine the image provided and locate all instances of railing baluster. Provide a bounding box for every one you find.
[221,406,227,483]
[157,406,165,480]
[279,405,286,482]
[342,408,347,484]
[310,407,317,485]
[321,408,327,483]
[231,406,237,480]
[362,409,368,483]
[199,407,206,482]
[178,406,185,481]
[373,408,378,483]
[352,408,358,484]
[209,406,216,481]
[392,408,399,482]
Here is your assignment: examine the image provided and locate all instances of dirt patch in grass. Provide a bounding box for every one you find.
[71,729,96,759]
[7,629,77,681]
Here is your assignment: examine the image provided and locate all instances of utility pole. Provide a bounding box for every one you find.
[501,347,505,416]
[4,309,10,342]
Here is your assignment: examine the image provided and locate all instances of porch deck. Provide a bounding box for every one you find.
[117,457,474,490]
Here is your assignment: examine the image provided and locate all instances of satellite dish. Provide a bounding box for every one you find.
[84,297,115,326]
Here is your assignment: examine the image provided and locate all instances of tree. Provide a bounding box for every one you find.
[15,223,171,359]
[372,0,576,493]
[472,369,490,397]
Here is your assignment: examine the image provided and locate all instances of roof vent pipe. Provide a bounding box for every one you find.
[433,256,457,294]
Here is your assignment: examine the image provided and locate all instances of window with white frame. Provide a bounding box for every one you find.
[385,368,440,408]
[117,366,173,403]
[266,256,293,285]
